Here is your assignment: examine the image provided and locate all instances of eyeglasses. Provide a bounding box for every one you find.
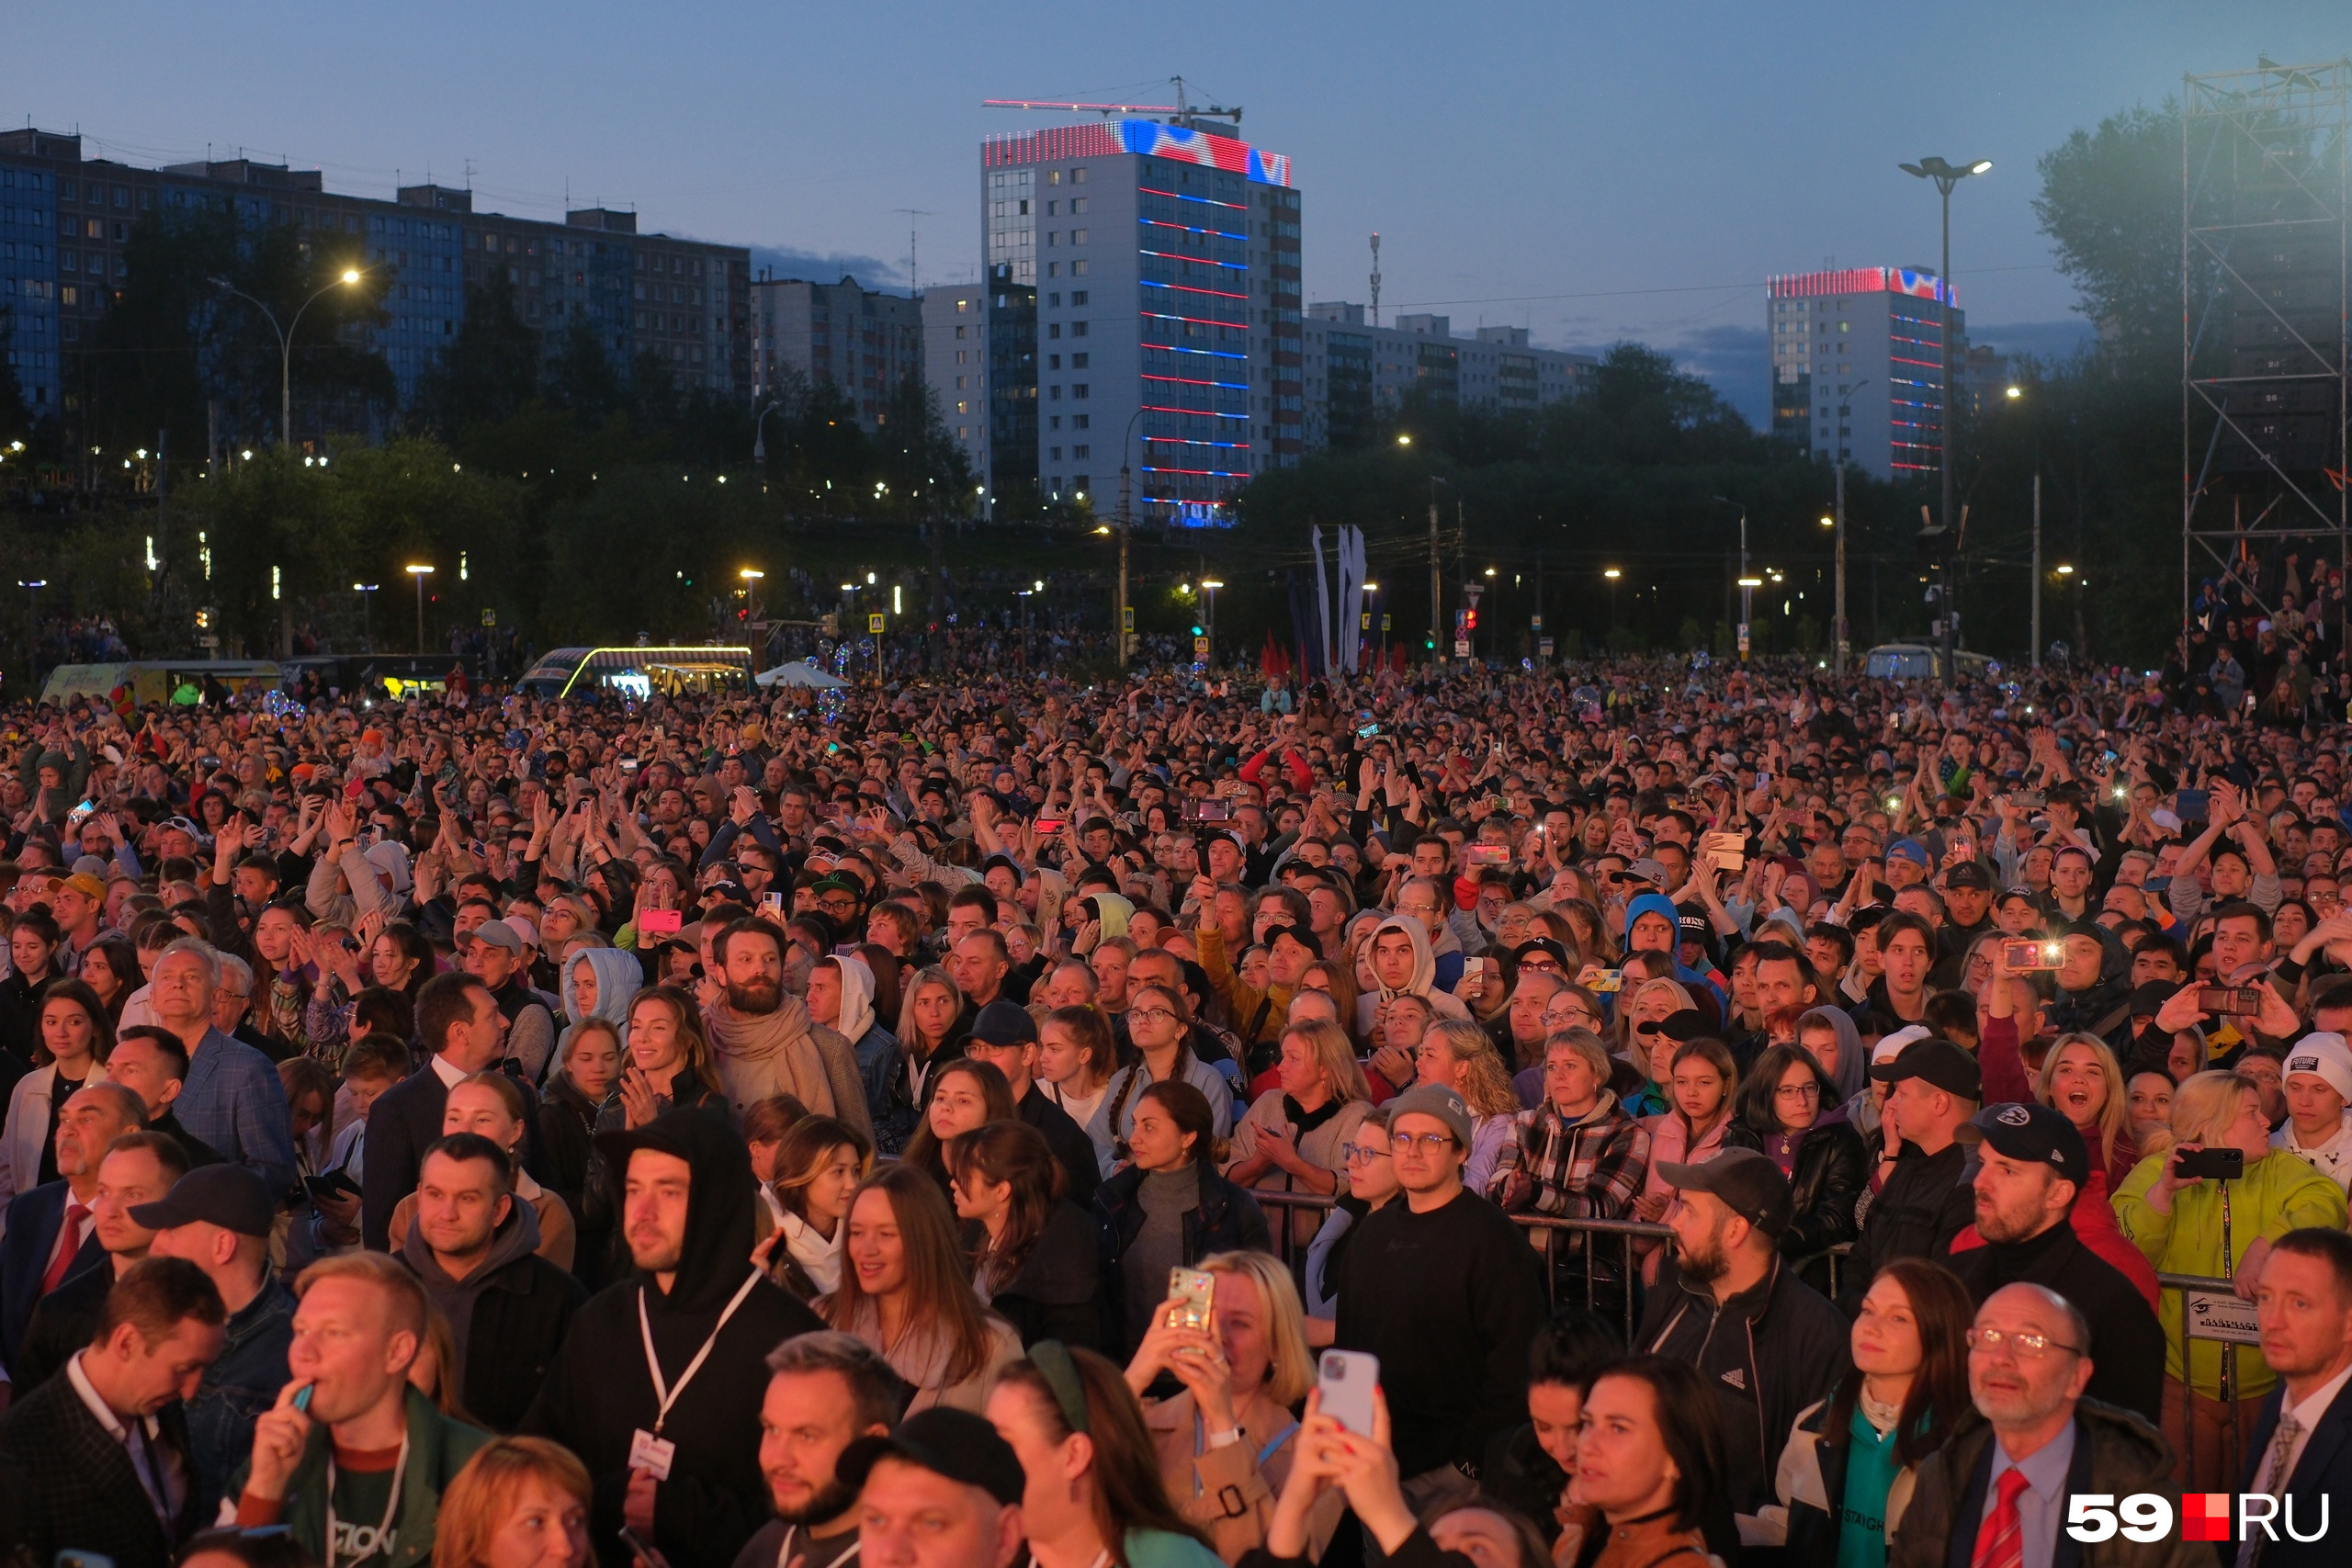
[1340,1143,1392,1163]
[1128,1007,1178,1026]
[1774,1082,1822,1101]
[1389,1131,1460,1153]
[1966,1326,2082,1359]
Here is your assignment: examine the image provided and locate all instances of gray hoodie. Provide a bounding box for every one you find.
[402,1187,544,1371]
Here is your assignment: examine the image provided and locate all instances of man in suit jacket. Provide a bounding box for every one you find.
[0,1256,227,1568]
[147,941,299,1195]
[363,973,508,1250]
[0,1082,147,1375]
[2240,1228,2352,1564]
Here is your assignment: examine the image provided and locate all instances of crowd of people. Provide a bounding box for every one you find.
[0,644,2341,1568]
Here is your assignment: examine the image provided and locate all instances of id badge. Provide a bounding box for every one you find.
[629,1427,677,1481]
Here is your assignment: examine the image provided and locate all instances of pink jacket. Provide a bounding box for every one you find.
[1633,1109,1746,1283]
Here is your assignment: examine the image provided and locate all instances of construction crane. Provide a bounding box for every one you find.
[983,76,1240,132]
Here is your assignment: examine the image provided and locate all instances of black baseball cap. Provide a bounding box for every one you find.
[1869,1037,1984,1100]
[1942,862,1994,892]
[969,998,1039,1047]
[1955,1101,2088,1190]
[127,1165,275,1240]
[1270,924,1324,961]
[1656,1147,1793,1238]
[836,1407,1026,1506]
[1510,938,1571,970]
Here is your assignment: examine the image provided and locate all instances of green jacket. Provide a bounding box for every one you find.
[2112,1148,2347,1398]
[230,1386,490,1568]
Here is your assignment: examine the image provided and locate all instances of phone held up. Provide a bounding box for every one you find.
[2171,1146,2245,1183]
[1165,1267,1215,1332]
[2003,940,2065,972]
[2196,985,2266,1018]
[1317,1349,1380,1438]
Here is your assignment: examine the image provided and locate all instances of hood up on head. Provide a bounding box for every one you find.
[834,953,878,1044]
[1090,890,1135,940]
[1796,1005,1868,1102]
[1370,913,1437,999]
[565,945,645,1028]
[594,1106,758,1312]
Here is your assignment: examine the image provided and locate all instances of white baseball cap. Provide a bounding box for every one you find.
[2284,1033,2352,1104]
[1872,1023,1933,1066]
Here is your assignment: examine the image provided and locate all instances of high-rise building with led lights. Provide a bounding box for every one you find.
[979,118,1299,524]
[1767,265,1965,481]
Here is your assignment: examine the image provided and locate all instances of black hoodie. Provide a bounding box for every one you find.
[520,1108,822,1568]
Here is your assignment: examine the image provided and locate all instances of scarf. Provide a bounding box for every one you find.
[704,995,841,1117]
[781,1209,844,1294]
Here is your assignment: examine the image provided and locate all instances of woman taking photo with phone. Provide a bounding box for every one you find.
[953,1119,1099,1349]
[2116,1068,2349,1481]
[1095,1080,1271,1358]
[822,1161,1022,1412]
[987,1343,1223,1568]
[1124,1250,1336,1563]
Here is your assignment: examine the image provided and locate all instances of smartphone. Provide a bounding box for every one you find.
[1035,816,1069,834]
[1166,1267,1216,1332]
[2172,1146,2246,1182]
[762,891,786,919]
[1589,969,1623,994]
[1357,723,1381,739]
[2176,788,2210,823]
[1317,1349,1380,1438]
[1701,830,1746,873]
[2010,790,2046,809]
[1185,798,1233,824]
[302,1171,361,1201]
[2003,940,2065,971]
[2196,985,2266,1017]
[65,799,96,831]
[1464,844,1509,871]
[639,908,684,936]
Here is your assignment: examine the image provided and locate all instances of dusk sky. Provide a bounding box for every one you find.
[15,2,2343,422]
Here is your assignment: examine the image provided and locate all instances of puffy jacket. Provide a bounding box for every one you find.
[1888,1401,2208,1568]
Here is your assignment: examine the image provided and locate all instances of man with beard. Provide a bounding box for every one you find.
[702,919,873,1136]
[523,1108,825,1568]
[733,1331,901,1568]
[1636,1147,1849,1521]
[1944,1104,2164,1424]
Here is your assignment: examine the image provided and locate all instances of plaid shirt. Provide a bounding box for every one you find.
[1488,1092,1650,1229]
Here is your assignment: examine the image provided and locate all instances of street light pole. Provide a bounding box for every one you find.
[405,564,434,654]
[1827,378,1870,677]
[210,267,367,448]
[353,582,378,651]
[1116,407,1146,668]
[1900,155,1991,680]
[1199,578,1222,665]
[2030,471,2043,668]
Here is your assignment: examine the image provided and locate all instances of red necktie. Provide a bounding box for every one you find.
[1971,1467,2030,1568]
[42,1203,89,1295]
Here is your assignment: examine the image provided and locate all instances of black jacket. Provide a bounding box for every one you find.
[361,1062,453,1251]
[12,1254,116,1393]
[1841,1139,1973,1309]
[2241,1371,2352,1565]
[1638,1254,1852,1517]
[1015,1085,1101,1211]
[1781,1116,1869,1295]
[537,1071,612,1286]
[1944,1216,2165,1427]
[1332,1187,1548,1478]
[521,1107,823,1568]
[402,1205,589,1433]
[0,1364,203,1568]
[977,1200,1101,1350]
[1093,1161,1271,1359]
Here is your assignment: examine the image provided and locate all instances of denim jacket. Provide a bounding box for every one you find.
[187,1278,298,1521]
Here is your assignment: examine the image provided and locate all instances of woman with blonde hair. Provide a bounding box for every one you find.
[1224,1019,1373,1244]
[821,1161,1021,1412]
[1412,1017,1521,1193]
[1123,1249,1338,1562]
[432,1435,592,1568]
[1613,977,1697,1115]
[2037,1032,2140,1196]
[596,986,725,1133]
[891,964,962,1129]
[2116,1069,2350,1481]
[1295,960,1361,1047]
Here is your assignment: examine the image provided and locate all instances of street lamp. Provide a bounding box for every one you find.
[1603,568,1622,646]
[1826,378,1870,677]
[209,265,368,449]
[1713,496,1754,660]
[18,580,47,681]
[1200,578,1223,663]
[353,582,379,650]
[405,564,434,654]
[1114,407,1147,669]
[1900,154,1992,677]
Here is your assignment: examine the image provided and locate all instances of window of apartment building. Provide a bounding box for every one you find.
[1070,229,1087,244]
[1070,197,1087,213]
[1073,413,1089,429]
[1071,321,1088,337]
[1072,383,1088,399]
[1048,354,1060,368]
[1070,354,1088,368]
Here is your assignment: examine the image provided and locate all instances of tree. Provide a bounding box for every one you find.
[2032,103,2201,371]
[412,271,540,437]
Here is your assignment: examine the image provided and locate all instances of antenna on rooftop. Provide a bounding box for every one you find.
[896,209,934,293]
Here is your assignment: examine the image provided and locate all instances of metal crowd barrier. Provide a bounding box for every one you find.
[2156,1269,2247,1492]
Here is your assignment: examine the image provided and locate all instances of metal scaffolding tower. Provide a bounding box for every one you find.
[2182,60,2351,637]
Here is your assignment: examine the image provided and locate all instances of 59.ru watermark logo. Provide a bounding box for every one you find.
[2065,1494,2329,1544]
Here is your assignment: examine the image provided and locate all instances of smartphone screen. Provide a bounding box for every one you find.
[1317,1349,1380,1437]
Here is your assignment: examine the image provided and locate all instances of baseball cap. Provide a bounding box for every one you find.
[1871,1023,1934,1067]
[1625,858,1669,887]
[1869,1037,1983,1100]
[1387,1083,1473,1149]
[1956,1102,2088,1190]
[127,1165,275,1240]
[1942,862,1993,892]
[836,1407,1026,1507]
[968,998,1039,1048]
[472,919,524,954]
[2284,1033,2352,1104]
[1656,1147,1793,1238]
[1510,938,1571,970]
[1886,839,1930,869]
[62,872,107,901]
[1270,925,1323,961]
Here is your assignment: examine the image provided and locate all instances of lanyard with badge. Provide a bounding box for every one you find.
[325,1435,411,1568]
[630,1269,763,1480]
